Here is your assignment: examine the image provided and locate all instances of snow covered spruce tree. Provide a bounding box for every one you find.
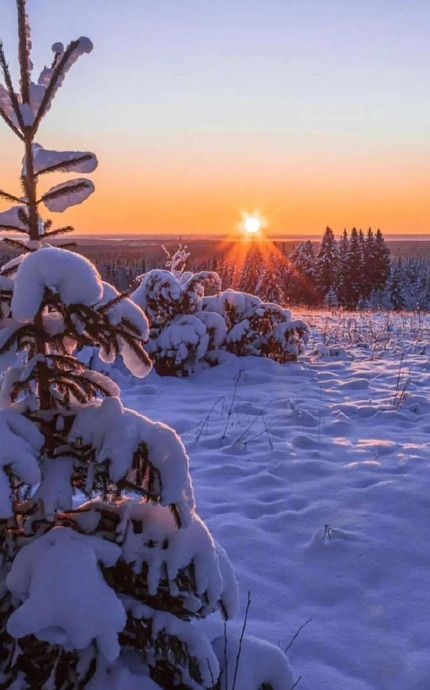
[132,247,308,375]
[0,4,281,688]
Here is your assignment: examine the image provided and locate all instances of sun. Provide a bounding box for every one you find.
[244,216,261,234]
[240,212,266,238]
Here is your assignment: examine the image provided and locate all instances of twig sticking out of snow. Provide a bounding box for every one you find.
[222,369,243,439]
[284,617,313,654]
[232,590,252,690]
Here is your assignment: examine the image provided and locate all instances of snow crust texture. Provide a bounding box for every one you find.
[123,310,430,690]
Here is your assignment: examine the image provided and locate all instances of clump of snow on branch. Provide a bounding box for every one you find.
[41,178,95,213]
[24,143,98,175]
[6,527,126,661]
[69,397,195,520]
[0,409,42,517]
[11,246,103,319]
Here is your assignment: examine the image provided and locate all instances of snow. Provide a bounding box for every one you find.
[23,143,98,176]
[11,246,103,319]
[0,206,28,232]
[31,37,94,125]
[0,84,16,125]
[6,527,126,661]
[0,253,26,275]
[121,310,430,690]
[0,409,42,518]
[69,397,195,522]
[132,271,307,374]
[92,496,239,615]
[42,178,95,212]
[121,598,221,688]
[97,282,151,377]
[153,314,209,368]
[212,633,295,690]
[87,660,161,690]
[33,456,73,516]
[131,269,182,324]
[0,36,93,130]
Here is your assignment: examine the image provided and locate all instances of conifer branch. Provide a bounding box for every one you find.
[39,180,91,204]
[41,226,74,238]
[0,224,28,233]
[0,107,24,139]
[36,154,93,176]
[2,237,31,252]
[20,175,29,196]
[97,292,129,314]
[0,41,25,131]
[0,189,23,204]
[32,38,81,133]
[0,323,39,355]
[17,207,30,227]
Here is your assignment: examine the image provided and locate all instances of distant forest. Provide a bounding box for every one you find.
[1,228,430,310]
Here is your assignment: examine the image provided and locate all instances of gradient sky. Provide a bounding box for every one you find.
[0,0,430,236]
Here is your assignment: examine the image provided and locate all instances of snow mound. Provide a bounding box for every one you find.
[7,527,125,661]
[213,632,295,689]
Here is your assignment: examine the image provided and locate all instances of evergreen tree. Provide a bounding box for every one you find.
[361,228,376,300]
[255,245,288,304]
[357,228,367,297]
[289,240,317,304]
[373,229,391,291]
[238,242,263,294]
[343,227,362,308]
[316,226,338,298]
[388,259,407,310]
[0,4,258,688]
[336,229,349,305]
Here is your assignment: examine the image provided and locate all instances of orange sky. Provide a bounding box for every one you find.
[1,0,430,237]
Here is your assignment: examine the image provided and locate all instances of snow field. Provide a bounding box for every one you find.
[123,311,430,690]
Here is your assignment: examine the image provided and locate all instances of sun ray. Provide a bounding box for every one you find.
[215,211,319,302]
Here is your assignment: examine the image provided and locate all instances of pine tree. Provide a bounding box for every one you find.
[343,227,362,308]
[289,240,317,305]
[357,228,367,298]
[361,228,376,300]
[254,244,288,304]
[238,242,263,294]
[0,4,249,688]
[373,229,391,291]
[388,258,407,310]
[335,229,349,305]
[316,226,338,298]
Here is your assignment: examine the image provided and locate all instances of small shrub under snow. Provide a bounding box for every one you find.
[132,268,309,376]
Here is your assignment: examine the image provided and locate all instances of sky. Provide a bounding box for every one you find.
[0,0,430,237]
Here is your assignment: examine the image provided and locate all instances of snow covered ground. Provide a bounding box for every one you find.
[122,310,430,690]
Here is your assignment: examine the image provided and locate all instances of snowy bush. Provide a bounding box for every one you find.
[132,264,308,376]
[0,4,294,688]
